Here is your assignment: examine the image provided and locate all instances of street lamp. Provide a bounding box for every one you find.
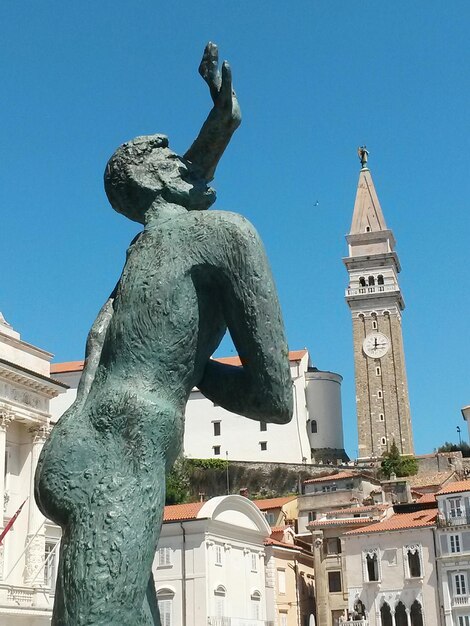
[457,426,462,447]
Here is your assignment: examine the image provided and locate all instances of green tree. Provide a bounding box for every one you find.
[437,442,470,457]
[380,440,418,479]
[165,457,191,505]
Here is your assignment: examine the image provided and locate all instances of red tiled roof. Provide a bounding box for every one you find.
[51,350,309,375]
[346,508,438,535]
[264,537,302,550]
[163,502,204,522]
[417,492,437,504]
[303,471,358,485]
[253,496,296,511]
[436,480,470,496]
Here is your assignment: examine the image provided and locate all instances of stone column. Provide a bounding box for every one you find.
[312,532,328,626]
[405,608,411,626]
[24,425,50,585]
[0,408,13,580]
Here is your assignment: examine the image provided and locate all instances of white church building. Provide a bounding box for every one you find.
[50,349,347,465]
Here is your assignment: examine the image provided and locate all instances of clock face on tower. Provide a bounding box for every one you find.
[363,332,390,358]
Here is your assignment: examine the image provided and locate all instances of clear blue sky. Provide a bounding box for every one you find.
[1,2,469,458]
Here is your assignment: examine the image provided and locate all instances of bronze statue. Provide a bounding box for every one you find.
[35,43,293,625]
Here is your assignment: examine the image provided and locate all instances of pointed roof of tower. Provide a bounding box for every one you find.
[349,166,388,235]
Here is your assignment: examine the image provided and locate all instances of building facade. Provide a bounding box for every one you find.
[435,480,470,626]
[0,313,66,625]
[344,506,440,626]
[343,152,414,458]
[50,350,347,465]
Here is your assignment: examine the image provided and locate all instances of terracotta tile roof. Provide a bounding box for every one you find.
[253,496,296,511]
[264,537,302,550]
[417,492,437,504]
[346,508,438,535]
[163,502,204,522]
[51,350,309,375]
[407,471,455,489]
[303,471,358,484]
[436,480,470,496]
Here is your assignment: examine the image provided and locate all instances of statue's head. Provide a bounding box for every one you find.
[104,134,216,223]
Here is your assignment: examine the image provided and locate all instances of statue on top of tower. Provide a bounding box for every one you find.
[357,145,369,169]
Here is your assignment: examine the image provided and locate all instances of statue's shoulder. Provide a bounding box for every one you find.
[202,210,261,242]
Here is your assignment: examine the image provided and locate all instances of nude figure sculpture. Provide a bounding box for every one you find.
[35,43,293,625]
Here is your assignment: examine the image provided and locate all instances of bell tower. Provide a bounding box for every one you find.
[343,148,414,459]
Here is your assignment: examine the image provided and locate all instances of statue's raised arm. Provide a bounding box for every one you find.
[184,42,241,181]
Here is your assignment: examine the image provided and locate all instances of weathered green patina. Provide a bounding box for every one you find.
[35,43,293,625]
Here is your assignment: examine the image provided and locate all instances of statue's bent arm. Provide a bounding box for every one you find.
[198,215,293,424]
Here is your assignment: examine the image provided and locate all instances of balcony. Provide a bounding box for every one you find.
[345,285,396,297]
[452,596,470,607]
[207,617,274,626]
[343,621,369,626]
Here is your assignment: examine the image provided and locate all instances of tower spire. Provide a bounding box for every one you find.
[349,148,389,237]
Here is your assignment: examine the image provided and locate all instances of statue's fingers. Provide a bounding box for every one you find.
[199,42,219,81]
[220,61,233,106]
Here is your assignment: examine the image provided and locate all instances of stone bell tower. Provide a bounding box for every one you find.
[343,148,414,459]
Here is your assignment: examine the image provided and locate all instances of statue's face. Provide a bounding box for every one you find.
[104,134,216,224]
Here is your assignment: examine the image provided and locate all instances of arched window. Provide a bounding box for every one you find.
[365,226,371,232]
[251,590,261,619]
[214,585,226,618]
[157,589,174,626]
[395,601,407,626]
[311,420,318,434]
[380,602,392,626]
[410,600,424,626]
[406,546,422,578]
[353,599,366,620]
[359,277,366,287]
[377,275,384,285]
[368,276,375,286]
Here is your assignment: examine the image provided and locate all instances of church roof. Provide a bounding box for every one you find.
[349,167,388,235]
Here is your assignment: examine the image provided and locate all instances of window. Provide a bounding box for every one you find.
[378,275,384,285]
[380,602,392,626]
[251,591,261,619]
[375,366,381,376]
[214,586,226,618]
[377,390,383,399]
[307,511,316,523]
[405,545,422,578]
[379,413,385,422]
[266,512,276,525]
[260,441,267,451]
[328,571,342,592]
[279,612,288,626]
[458,617,470,626]
[213,421,221,436]
[213,445,221,456]
[368,276,375,286]
[359,277,366,287]
[454,573,468,596]
[157,589,174,626]
[410,600,423,626]
[215,544,223,566]
[365,226,371,232]
[325,537,342,555]
[277,568,286,594]
[310,420,318,434]
[44,541,59,589]
[380,437,387,446]
[450,534,462,553]
[449,497,464,519]
[157,547,172,568]
[395,602,407,626]
[364,549,380,582]
[260,421,267,431]
[251,552,258,572]
[372,320,378,330]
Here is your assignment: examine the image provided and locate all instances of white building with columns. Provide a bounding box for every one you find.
[0,313,66,625]
[50,349,347,465]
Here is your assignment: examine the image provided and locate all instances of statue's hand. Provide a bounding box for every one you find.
[199,42,241,130]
